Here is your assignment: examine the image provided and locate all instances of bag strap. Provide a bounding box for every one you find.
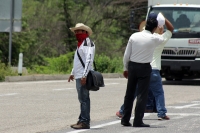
[77,49,97,71]
[77,49,85,68]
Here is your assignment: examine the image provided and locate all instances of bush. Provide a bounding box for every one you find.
[109,57,123,73]
[95,54,123,73]
[29,52,74,74]
[0,62,17,81]
[28,53,123,74]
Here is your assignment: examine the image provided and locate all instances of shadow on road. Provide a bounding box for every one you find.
[162,79,200,86]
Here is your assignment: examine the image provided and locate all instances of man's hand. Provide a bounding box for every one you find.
[123,71,128,79]
[68,75,74,82]
[81,77,86,85]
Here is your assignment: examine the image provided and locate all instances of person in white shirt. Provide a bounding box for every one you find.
[116,21,173,120]
[145,23,173,120]
[68,23,95,129]
[121,13,173,127]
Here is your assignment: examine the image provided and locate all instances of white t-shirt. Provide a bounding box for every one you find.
[151,30,172,70]
[71,38,95,79]
[123,30,165,71]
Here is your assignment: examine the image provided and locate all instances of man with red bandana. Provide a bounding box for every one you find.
[68,23,95,129]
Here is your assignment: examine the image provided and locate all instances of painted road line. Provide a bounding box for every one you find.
[175,104,200,109]
[52,83,119,91]
[53,88,75,91]
[0,81,120,86]
[0,80,68,85]
[167,106,200,109]
[104,78,125,80]
[0,78,125,85]
[167,103,200,109]
[66,114,150,133]
[66,112,200,133]
[0,93,19,97]
[171,116,185,120]
[105,83,119,85]
[167,113,200,116]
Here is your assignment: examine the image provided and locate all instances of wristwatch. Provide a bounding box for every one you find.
[82,76,86,79]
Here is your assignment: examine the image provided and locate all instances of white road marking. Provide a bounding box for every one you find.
[66,114,150,133]
[66,110,200,133]
[167,113,200,116]
[0,93,19,97]
[52,83,119,91]
[167,103,200,109]
[53,88,75,91]
[0,80,68,85]
[167,106,200,109]
[105,83,119,85]
[171,116,185,120]
[0,78,125,85]
[0,81,120,86]
[104,78,125,80]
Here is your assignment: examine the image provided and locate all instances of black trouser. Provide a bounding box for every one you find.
[122,61,152,125]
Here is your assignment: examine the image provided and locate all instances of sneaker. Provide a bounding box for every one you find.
[72,122,90,129]
[158,115,170,120]
[116,111,123,119]
[70,121,80,128]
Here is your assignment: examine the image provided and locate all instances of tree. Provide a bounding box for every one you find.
[0,0,148,70]
[64,0,148,57]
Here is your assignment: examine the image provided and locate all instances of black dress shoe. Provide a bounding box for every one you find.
[121,121,132,126]
[133,123,150,127]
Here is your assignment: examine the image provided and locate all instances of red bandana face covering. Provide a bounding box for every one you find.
[75,33,88,48]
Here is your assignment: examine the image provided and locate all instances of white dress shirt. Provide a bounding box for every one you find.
[123,30,165,71]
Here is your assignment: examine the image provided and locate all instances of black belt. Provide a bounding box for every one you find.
[130,61,150,65]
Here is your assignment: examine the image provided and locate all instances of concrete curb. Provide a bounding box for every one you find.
[5,73,124,82]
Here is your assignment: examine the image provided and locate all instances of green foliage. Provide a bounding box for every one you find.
[95,54,123,73]
[29,52,74,74]
[0,0,147,75]
[28,53,123,74]
[0,62,17,81]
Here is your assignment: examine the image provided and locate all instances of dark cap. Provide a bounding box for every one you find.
[145,12,158,32]
[148,13,158,19]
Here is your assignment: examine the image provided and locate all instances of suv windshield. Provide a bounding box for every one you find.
[150,7,200,38]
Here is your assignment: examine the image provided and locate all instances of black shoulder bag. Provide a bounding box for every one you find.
[77,49,105,91]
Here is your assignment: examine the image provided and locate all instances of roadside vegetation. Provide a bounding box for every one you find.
[0,0,147,81]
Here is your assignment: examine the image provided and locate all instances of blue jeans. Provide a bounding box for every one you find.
[76,79,90,125]
[146,87,156,110]
[119,70,167,117]
[147,69,167,117]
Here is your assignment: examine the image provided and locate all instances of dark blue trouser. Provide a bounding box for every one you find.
[146,70,167,117]
[76,79,90,125]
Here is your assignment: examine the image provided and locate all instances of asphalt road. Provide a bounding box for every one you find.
[0,78,200,133]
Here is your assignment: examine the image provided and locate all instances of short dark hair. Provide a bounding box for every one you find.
[145,18,158,32]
